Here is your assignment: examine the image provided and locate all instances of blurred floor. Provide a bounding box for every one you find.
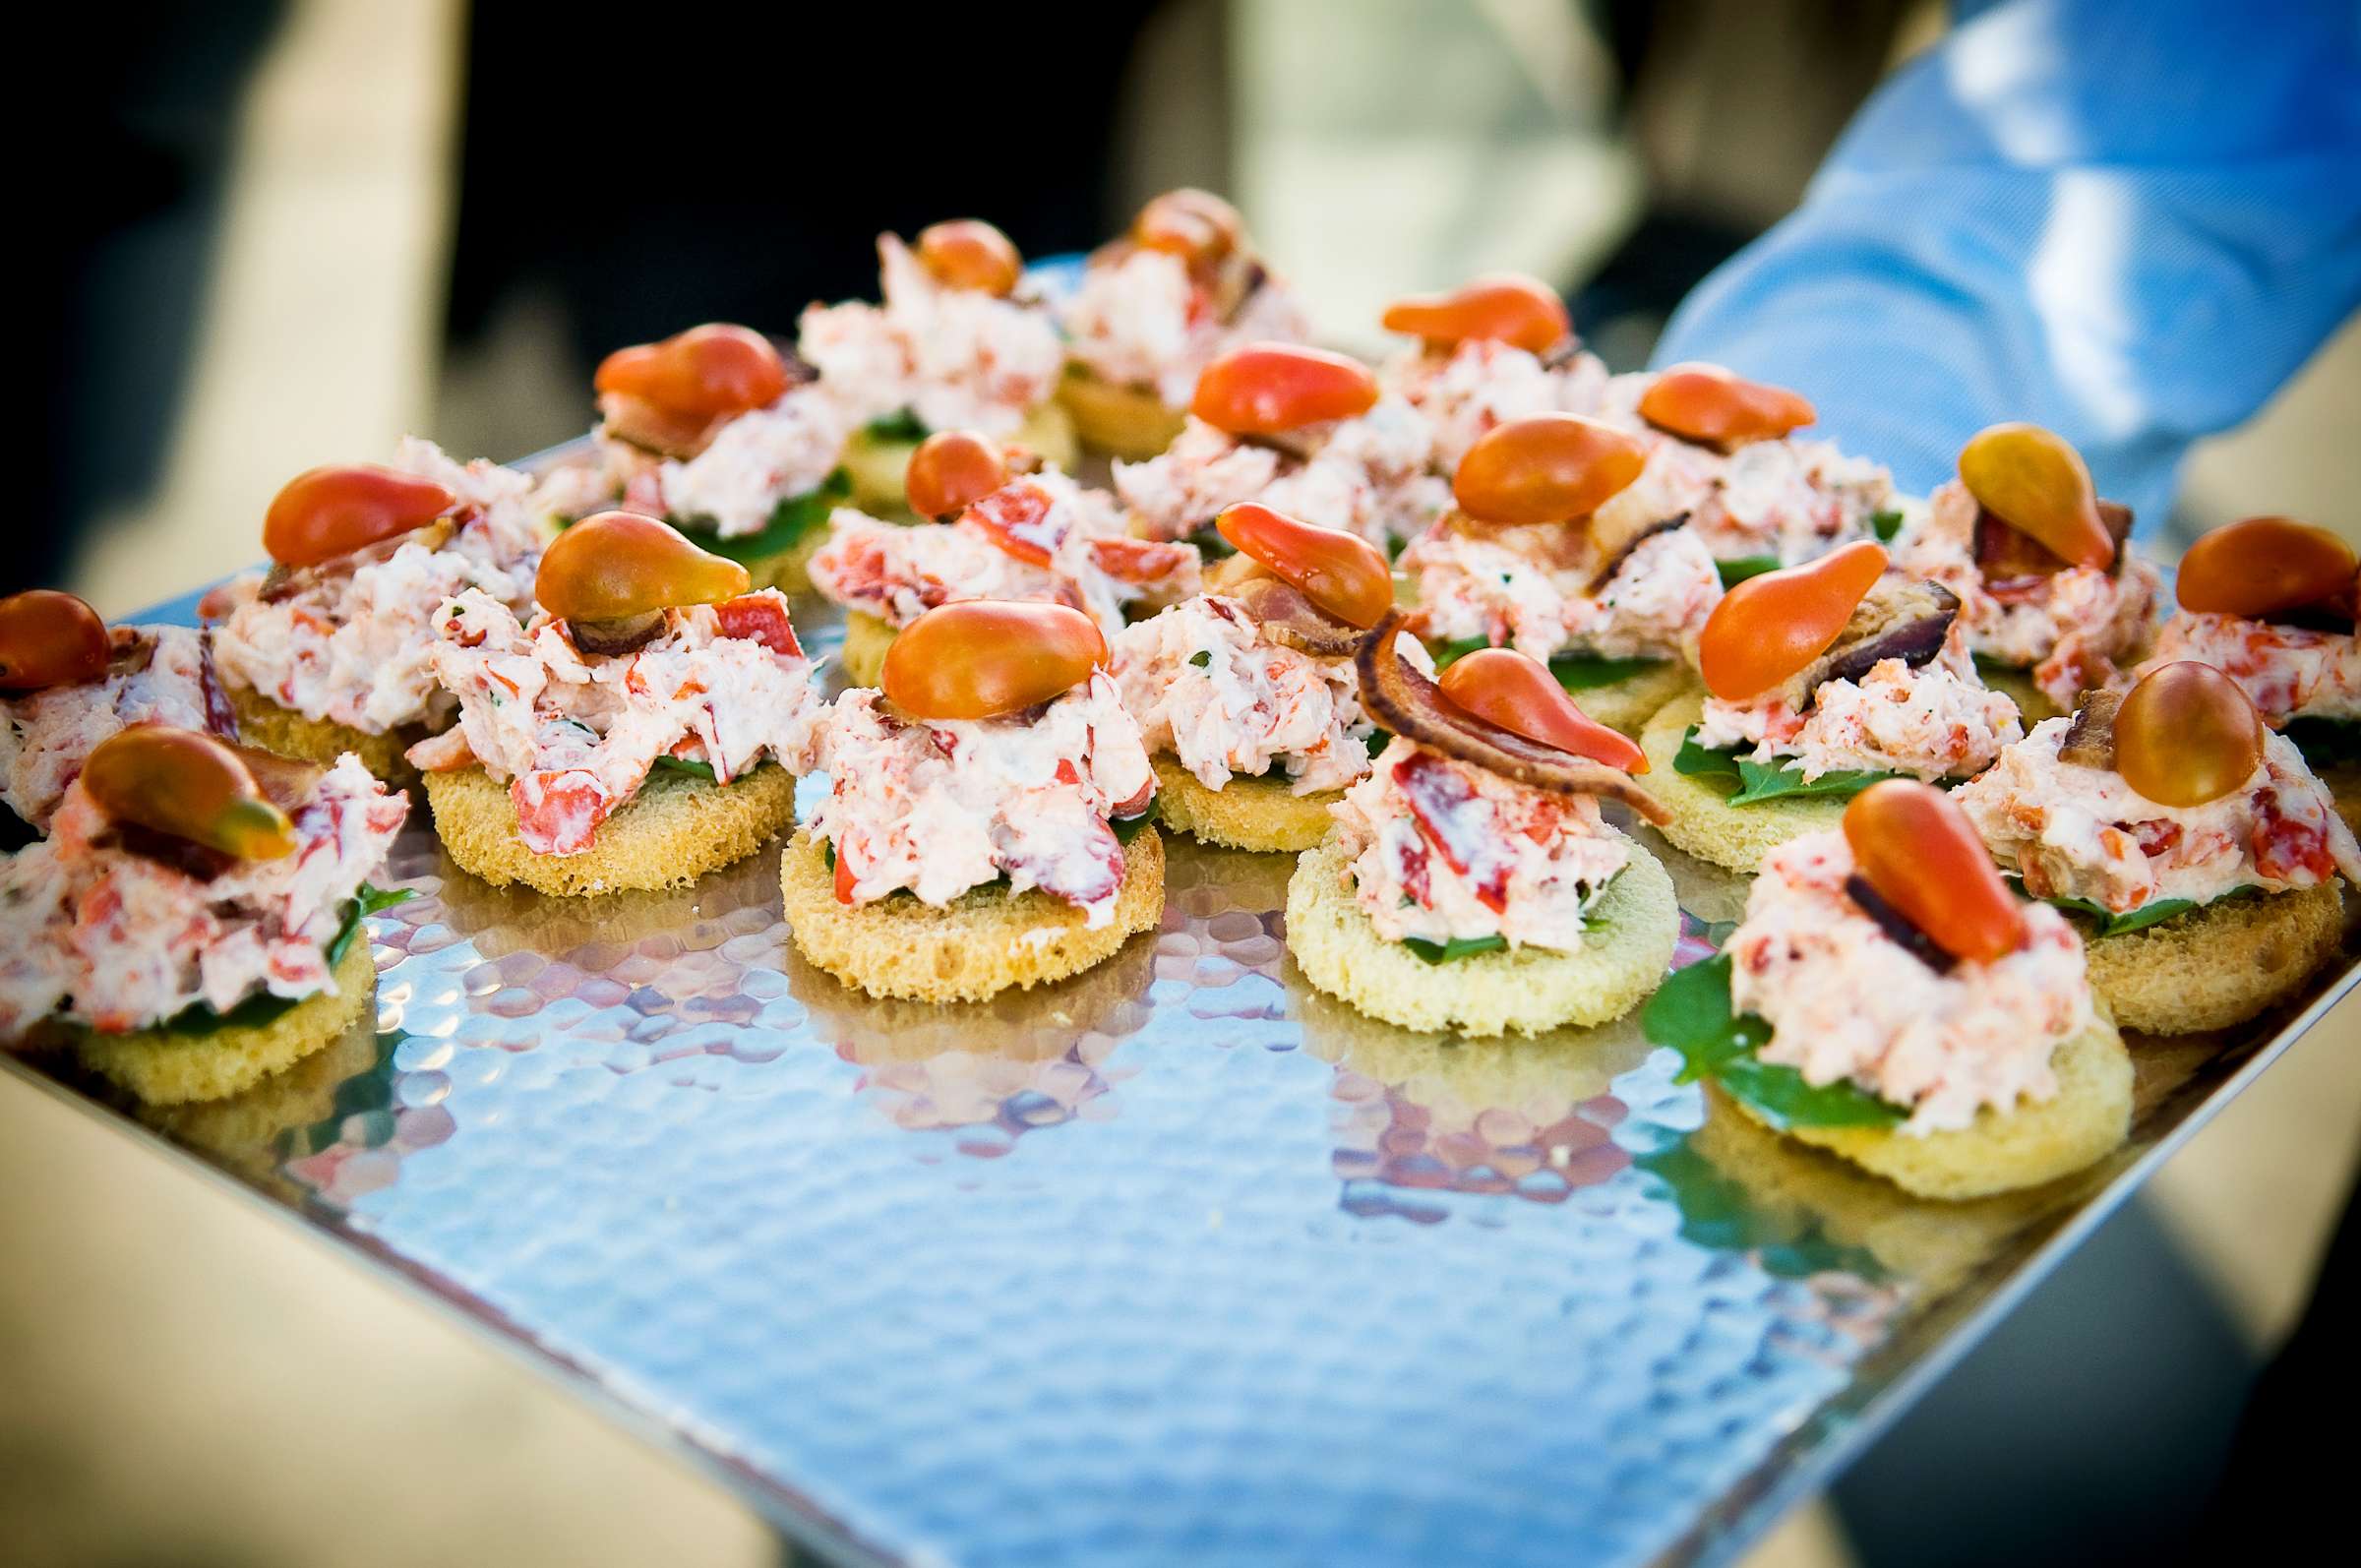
[14,3,2361,1565]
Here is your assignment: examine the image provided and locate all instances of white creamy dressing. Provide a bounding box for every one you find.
[2141,612,2361,726]
[654,386,849,539]
[1377,336,1611,470]
[1402,522,1722,663]
[0,628,219,830]
[1953,718,2361,913]
[1695,633,2022,782]
[1110,595,1421,796]
[1331,735,1629,953]
[1727,830,2093,1135]
[410,588,825,857]
[0,754,406,1035]
[211,438,545,735]
[798,234,1063,436]
[808,470,1197,636]
[813,676,1155,929]
[1896,479,2162,708]
[1059,246,1310,409]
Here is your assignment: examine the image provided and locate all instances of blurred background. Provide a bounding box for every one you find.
[8,1,2357,1564]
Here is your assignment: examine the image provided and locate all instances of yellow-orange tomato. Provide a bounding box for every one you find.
[1438,649,1647,772]
[1698,540,1889,702]
[82,726,298,860]
[881,600,1107,721]
[1213,503,1392,630]
[2176,516,2357,620]
[915,219,1023,297]
[1133,188,1243,264]
[593,323,788,420]
[1190,342,1378,435]
[0,589,111,692]
[2115,662,2265,807]
[1452,412,1649,526]
[1958,422,2114,571]
[1381,273,1569,356]
[263,464,456,569]
[1844,779,2027,963]
[1637,364,1816,448]
[905,430,1010,522]
[536,513,751,623]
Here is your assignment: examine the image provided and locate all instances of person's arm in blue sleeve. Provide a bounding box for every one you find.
[1651,0,2361,530]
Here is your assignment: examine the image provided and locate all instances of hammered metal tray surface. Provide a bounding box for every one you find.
[12,573,2357,1568]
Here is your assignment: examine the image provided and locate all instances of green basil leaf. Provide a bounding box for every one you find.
[1188,650,1211,668]
[1629,1138,1889,1281]
[863,409,928,443]
[1429,635,1490,671]
[2285,716,2361,768]
[1184,522,1235,559]
[1400,934,1509,964]
[1671,727,1895,805]
[1363,727,1391,759]
[1871,509,1906,543]
[1641,955,1904,1131]
[1428,635,1663,692]
[650,755,717,781]
[674,468,851,565]
[2019,876,2254,937]
[1716,555,1782,587]
[1112,811,1154,844]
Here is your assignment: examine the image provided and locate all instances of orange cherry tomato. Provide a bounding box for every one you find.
[82,725,299,860]
[1452,412,1648,527]
[1213,502,1393,630]
[2115,661,2266,808]
[1133,188,1243,264]
[535,513,752,624]
[914,219,1023,297]
[1438,648,1647,772]
[2176,516,2358,620]
[1958,422,2115,571]
[0,589,111,692]
[263,464,456,569]
[1380,273,1570,356]
[1698,540,1890,702]
[881,600,1107,721]
[1637,364,1816,448]
[1844,779,2027,963]
[905,430,1011,522]
[1190,342,1378,436]
[593,323,789,421]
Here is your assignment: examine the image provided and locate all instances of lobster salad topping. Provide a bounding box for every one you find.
[0,754,405,1037]
[1060,244,1309,410]
[799,234,1063,437]
[1953,718,2361,914]
[1726,828,2092,1134]
[1896,479,2161,709]
[2,627,231,830]
[2139,613,2361,728]
[1403,518,1722,665]
[1597,373,1892,567]
[1111,594,1427,797]
[208,438,545,735]
[1379,335,1611,471]
[1115,398,1451,551]
[1695,627,2022,783]
[552,381,850,542]
[812,675,1156,928]
[1332,735,1630,953]
[810,467,1198,636]
[405,588,824,856]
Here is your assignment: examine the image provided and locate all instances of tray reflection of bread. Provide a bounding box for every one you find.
[429,837,785,959]
[141,1003,389,1197]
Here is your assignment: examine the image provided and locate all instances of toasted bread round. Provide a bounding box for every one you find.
[226,682,424,788]
[1057,365,1186,461]
[1285,832,1679,1037]
[75,937,378,1107]
[1734,1011,2132,1201]
[1150,754,1341,853]
[422,762,797,897]
[780,824,1164,1002]
[1564,661,1699,738]
[838,611,896,688]
[2082,880,2344,1034]
[842,403,1081,514]
[1637,694,1845,873]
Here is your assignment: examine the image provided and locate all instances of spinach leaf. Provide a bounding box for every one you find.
[2021,879,2253,937]
[1671,727,1895,805]
[1642,955,1904,1131]
[650,755,717,781]
[2285,716,2361,768]
[1429,635,1665,692]
[675,468,851,565]
[863,409,928,443]
[1112,811,1154,844]
[1401,934,1509,964]
[1871,509,1906,543]
[1716,555,1782,587]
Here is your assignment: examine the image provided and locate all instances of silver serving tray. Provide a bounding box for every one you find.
[9,455,2354,1567]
